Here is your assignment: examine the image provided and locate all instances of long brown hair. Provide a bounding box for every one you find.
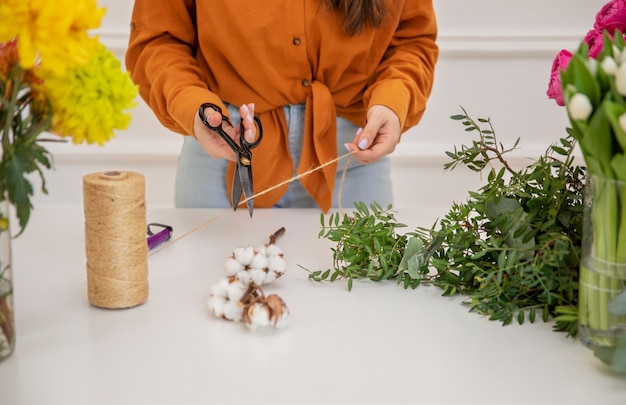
[325,0,387,36]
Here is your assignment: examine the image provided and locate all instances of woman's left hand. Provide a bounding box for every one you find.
[345,105,401,164]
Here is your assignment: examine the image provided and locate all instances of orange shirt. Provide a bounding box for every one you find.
[126,1,438,211]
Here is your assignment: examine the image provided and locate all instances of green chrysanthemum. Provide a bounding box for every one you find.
[42,43,138,145]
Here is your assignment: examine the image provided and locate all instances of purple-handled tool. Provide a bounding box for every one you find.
[147,223,173,250]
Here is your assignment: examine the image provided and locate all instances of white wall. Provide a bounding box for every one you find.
[34,0,608,210]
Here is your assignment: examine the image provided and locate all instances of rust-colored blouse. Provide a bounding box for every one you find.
[126,1,438,211]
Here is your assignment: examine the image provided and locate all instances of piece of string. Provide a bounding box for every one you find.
[149,150,356,257]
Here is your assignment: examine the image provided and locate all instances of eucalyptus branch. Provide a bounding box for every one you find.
[314,108,586,337]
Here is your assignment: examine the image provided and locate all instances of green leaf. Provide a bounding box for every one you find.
[612,335,626,373]
[562,53,601,106]
[582,102,615,178]
[608,291,626,316]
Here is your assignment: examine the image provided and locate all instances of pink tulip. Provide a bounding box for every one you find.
[547,49,573,106]
[595,0,626,34]
[584,29,607,58]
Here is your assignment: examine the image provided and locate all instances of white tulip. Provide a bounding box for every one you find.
[619,112,626,133]
[616,62,626,96]
[601,56,618,75]
[585,58,598,76]
[614,45,622,62]
[567,93,593,121]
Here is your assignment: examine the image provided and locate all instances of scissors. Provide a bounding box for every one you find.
[198,103,263,217]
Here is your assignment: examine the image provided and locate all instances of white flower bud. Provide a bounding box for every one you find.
[616,62,626,96]
[585,58,598,76]
[614,45,622,62]
[619,112,626,133]
[601,56,618,75]
[620,48,626,65]
[567,93,593,121]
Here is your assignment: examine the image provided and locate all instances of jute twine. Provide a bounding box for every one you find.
[149,150,356,257]
[83,171,149,309]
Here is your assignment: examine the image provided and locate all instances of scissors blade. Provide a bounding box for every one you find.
[238,164,254,217]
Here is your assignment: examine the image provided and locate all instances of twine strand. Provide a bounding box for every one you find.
[148,150,356,256]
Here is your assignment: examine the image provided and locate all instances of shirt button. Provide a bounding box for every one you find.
[292,36,302,46]
[301,79,310,87]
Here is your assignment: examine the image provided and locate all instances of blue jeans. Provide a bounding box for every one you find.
[175,104,392,209]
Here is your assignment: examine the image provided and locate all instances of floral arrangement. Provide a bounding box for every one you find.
[547,0,626,371]
[0,0,137,360]
[0,0,138,233]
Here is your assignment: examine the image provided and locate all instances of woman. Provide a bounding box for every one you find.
[126,0,438,211]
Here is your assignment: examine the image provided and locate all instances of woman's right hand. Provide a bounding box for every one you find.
[193,103,258,161]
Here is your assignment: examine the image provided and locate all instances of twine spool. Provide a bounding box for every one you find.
[83,171,149,309]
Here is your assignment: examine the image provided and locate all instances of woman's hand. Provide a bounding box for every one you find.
[193,103,258,161]
[344,105,401,164]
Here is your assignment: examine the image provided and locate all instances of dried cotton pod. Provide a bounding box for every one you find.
[242,294,290,331]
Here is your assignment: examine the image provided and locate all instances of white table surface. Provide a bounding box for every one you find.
[0,206,625,405]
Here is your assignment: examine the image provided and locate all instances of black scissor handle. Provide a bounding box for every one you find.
[198,103,228,131]
[240,114,263,150]
[199,103,263,149]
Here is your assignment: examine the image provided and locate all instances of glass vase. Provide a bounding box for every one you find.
[0,199,15,361]
[578,174,626,350]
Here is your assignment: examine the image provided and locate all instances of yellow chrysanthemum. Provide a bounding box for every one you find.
[0,0,105,74]
[41,43,138,145]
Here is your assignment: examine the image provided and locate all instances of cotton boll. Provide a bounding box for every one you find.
[255,244,267,256]
[265,244,283,257]
[236,270,252,285]
[207,295,227,318]
[222,300,244,322]
[226,278,247,302]
[233,246,255,266]
[268,255,287,275]
[224,257,245,276]
[243,302,272,331]
[211,277,230,298]
[242,294,290,331]
[266,294,290,329]
[208,276,247,321]
[250,251,269,271]
[247,268,268,286]
[264,270,278,284]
